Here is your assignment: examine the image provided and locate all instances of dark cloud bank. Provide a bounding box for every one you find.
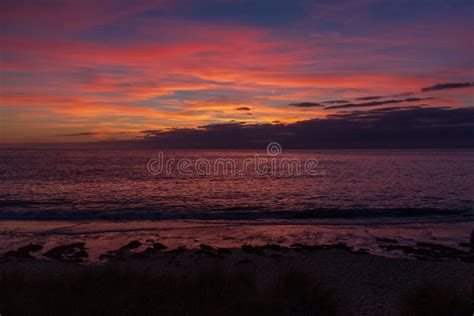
[289,102,323,108]
[289,96,431,110]
[59,132,99,137]
[421,82,473,92]
[235,106,251,111]
[289,81,474,110]
[132,106,474,149]
[323,97,433,110]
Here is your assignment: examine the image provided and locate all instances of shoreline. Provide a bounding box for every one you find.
[0,219,472,262]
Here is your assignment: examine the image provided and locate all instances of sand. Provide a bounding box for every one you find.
[1,243,473,315]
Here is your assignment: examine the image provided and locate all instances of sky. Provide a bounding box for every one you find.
[1,0,473,144]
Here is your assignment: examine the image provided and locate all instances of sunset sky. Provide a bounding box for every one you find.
[1,0,473,143]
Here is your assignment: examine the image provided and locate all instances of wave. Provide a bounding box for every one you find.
[0,207,472,224]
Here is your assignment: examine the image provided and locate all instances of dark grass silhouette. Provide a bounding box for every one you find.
[0,264,342,316]
[1,263,471,315]
[398,284,472,316]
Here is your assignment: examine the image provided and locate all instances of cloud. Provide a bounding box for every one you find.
[57,131,129,137]
[235,106,251,111]
[197,121,246,130]
[322,100,349,104]
[355,96,383,101]
[324,97,433,110]
[137,106,474,149]
[290,92,422,110]
[289,102,323,108]
[58,132,99,137]
[421,82,473,92]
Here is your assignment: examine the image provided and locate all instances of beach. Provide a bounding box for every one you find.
[1,237,473,315]
[1,219,473,315]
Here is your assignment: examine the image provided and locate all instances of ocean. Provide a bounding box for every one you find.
[1,148,473,221]
[1,148,473,259]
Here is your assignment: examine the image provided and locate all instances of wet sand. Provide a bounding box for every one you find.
[1,219,472,261]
